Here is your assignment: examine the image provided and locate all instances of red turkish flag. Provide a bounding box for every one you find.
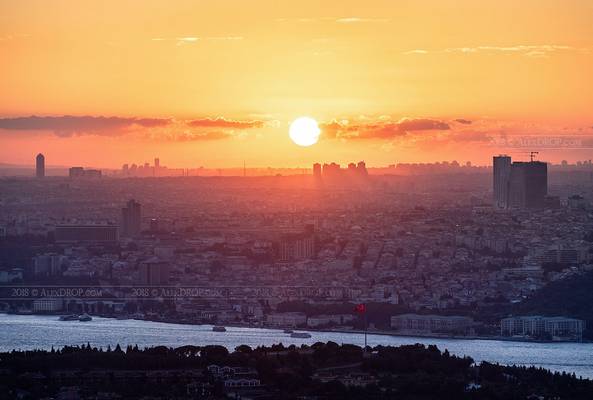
[354,303,366,314]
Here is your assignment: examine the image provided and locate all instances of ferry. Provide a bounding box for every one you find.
[78,313,92,322]
[283,329,294,334]
[212,326,227,332]
[59,314,79,321]
[290,332,311,339]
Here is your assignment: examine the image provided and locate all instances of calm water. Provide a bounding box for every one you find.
[1,314,592,379]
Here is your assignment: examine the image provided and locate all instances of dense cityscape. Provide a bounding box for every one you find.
[2,153,593,398]
[1,154,592,342]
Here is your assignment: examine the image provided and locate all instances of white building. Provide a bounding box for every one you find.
[266,312,307,327]
[391,314,474,334]
[500,316,584,341]
[32,298,64,312]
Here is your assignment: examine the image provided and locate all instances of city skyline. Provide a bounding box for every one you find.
[1,1,593,167]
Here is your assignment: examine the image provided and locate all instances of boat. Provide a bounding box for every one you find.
[59,314,79,321]
[283,329,294,334]
[78,313,92,322]
[212,325,227,332]
[290,332,311,338]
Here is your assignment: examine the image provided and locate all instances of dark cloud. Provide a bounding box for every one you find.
[321,118,450,140]
[0,115,171,136]
[397,118,450,131]
[187,117,264,129]
[455,118,472,124]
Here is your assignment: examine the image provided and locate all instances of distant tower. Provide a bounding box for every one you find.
[357,161,368,177]
[493,155,511,209]
[36,153,45,178]
[154,158,160,168]
[121,199,142,237]
[313,163,322,179]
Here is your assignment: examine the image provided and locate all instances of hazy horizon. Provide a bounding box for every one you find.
[1,0,593,168]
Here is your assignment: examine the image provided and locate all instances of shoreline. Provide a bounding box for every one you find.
[5,312,586,344]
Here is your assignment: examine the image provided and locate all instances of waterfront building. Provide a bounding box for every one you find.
[32,298,64,312]
[266,312,307,327]
[500,316,585,341]
[390,314,474,334]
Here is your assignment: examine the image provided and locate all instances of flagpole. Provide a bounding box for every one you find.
[364,310,367,350]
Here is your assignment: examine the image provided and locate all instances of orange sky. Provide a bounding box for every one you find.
[1,0,593,168]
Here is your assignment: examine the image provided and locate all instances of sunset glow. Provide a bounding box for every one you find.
[1,0,593,168]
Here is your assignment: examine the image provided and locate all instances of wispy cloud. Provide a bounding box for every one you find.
[205,36,243,41]
[404,44,583,58]
[151,36,243,46]
[335,17,390,23]
[403,49,429,55]
[275,17,389,24]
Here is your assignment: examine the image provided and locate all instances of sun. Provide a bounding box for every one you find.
[289,117,320,147]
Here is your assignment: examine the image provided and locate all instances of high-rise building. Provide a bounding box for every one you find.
[138,259,170,285]
[36,153,45,178]
[508,161,547,208]
[54,225,119,243]
[69,167,102,178]
[357,161,368,176]
[277,227,316,262]
[493,155,511,208]
[493,155,547,209]
[154,158,160,168]
[121,199,142,237]
[313,163,322,179]
[69,167,84,178]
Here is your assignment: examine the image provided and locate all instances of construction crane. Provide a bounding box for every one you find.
[529,151,539,162]
[510,150,540,162]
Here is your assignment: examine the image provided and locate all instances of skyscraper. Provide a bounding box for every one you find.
[493,155,511,208]
[312,163,322,179]
[121,199,142,237]
[36,153,45,178]
[493,155,547,209]
[508,161,547,208]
